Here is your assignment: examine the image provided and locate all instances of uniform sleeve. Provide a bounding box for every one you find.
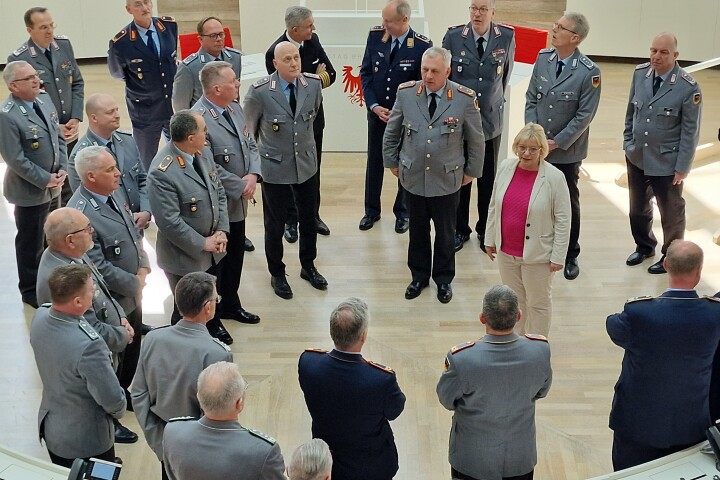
[463,96,486,178]
[67,141,82,191]
[0,112,53,189]
[172,63,194,112]
[535,345,552,400]
[606,307,632,349]
[213,162,246,201]
[360,34,379,110]
[382,97,404,168]
[66,42,85,121]
[84,308,130,353]
[246,129,262,178]
[243,90,263,141]
[315,35,336,89]
[503,34,516,90]
[549,168,571,265]
[552,65,601,150]
[86,227,141,298]
[260,443,287,480]
[136,158,151,213]
[524,62,541,124]
[78,339,126,418]
[130,340,166,460]
[215,171,229,234]
[107,41,126,80]
[623,74,637,147]
[436,352,462,410]
[676,83,702,173]
[384,373,406,420]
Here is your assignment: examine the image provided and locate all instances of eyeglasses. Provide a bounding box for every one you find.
[13,73,40,83]
[469,6,491,14]
[553,22,578,35]
[67,223,93,236]
[205,294,222,306]
[36,23,56,31]
[200,32,226,40]
[517,145,540,155]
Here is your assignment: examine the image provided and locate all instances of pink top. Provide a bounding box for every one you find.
[500,167,539,257]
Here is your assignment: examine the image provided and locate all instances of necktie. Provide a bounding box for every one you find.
[44,48,53,66]
[556,60,564,78]
[106,141,114,154]
[389,38,400,64]
[429,93,437,118]
[222,110,237,134]
[192,156,204,179]
[288,83,297,115]
[653,76,662,95]
[146,30,158,57]
[477,37,485,58]
[33,102,48,127]
[107,196,120,215]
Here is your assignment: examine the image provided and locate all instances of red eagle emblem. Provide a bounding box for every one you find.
[342,65,364,107]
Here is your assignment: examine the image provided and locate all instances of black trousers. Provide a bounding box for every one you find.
[165,267,223,331]
[452,466,533,480]
[548,161,581,260]
[286,128,324,226]
[364,111,407,219]
[216,220,246,311]
[407,190,459,284]
[456,135,501,237]
[611,432,697,471]
[133,122,170,171]
[262,177,319,277]
[48,445,116,468]
[14,202,51,299]
[116,306,142,391]
[626,159,685,256]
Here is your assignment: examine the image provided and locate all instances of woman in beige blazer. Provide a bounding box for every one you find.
[485,123,570,337]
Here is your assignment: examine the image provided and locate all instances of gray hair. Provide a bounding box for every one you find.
[329,298,369,350]
[197,361,247,416]
[287,438,333,480]
[2,60,30,85]
[285,6,312,30]
[564,11,589,40]
[482,285,519,331]
[175,271,216,318]
[44,207,85,249]
[389,0,412,19]
[200,60,233,92]
[422,46,451,68]
[170,110,200,142]
[75,146,111,182]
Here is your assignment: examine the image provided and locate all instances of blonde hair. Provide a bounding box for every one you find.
[512,123,549,160]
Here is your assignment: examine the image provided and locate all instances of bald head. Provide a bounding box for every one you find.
[85,93,121,137]
[650,32,679,75]
[273,41,301,83]
[44,208,90,249]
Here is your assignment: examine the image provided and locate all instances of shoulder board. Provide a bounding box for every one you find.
[73,199,87,212]
[399,80,416,89]
[626,295,653,303]
[681,72,696,85]
[414,32,431,43]
[212,337,232,351]
[635,62,651,70]
[367,360,395,374]
[157,155,174,172]
[579,56,594,69]
[457,85,475,97]
[40,303,51,309]
[498,23,515,31]
[450,341,475,354]
[248,428,276,445]
[12,44,28,57]
[112,29,127,43]
[304,347,328,354]
[253,77,270,88]
[225,47,242,54]
[370,25,385,32]
[54,35,69,41]
[447,23,465,30]
[704,295,720,302]
[303,72,321,80]
[183,52,199,65]
[161,15,176,22]
[115,129,132,136]
[524,333,548,342]
[1,101,14,113]
[78,320,99,340]
[538,47,555,55]
[168,416,196,423]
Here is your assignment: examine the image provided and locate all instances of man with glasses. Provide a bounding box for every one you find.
[132,272,233,480]
[525,12,601,281]
[443,0,515,253]
[0,60,67,308]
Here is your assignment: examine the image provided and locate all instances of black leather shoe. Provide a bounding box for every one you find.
[359,215,380,231]
[477,234,486,253]
[648,256,667,274]
[125,390,133,412]
[316,219,330,236]
[437,284,453,303]
[454,233,470,252]
[22,296,39,309]
[141,323,153,336]
[284,224,298,243]
[271,276,293,299]
[207,322,234,345]
[218,308,261,324]
[244,238,255,252]
[626,251,654,266]
[405,280,429,300]
[300,267,328,290]
[395,218,409,234]
[564,258,580,280]
[114,421,138,444]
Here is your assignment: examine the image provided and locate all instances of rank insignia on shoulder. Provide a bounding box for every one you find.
[212,337,232,351]
[450,341,475,354]
[54,35,69,40]
[176,156,186,168]
[78,320,99,340]
[399,80,416,89]
[74,200,86,212]
[579,56,594,69]
[157,155,173,172]
[168,416,196,423]
[183,53,198,65]
[693,93,702,105]
[1,102,12,113]
[414,32,430,43]
[635,62,651,70]
[12,44,28,56]
[626,295,653,303]
[371,25,385,32]
[539,47,555,54]
[367,360,395,374]
[160,15,176,22]
[304,347,328,354]
[704,295,720,302]
[681,72,697,86]
[524,334,548,342]
[226,47,242,55]
[447,23,465,30]
[592,75,601,88]
[248,429,276,445]
[253,77,270,88]
[498,23,515,31]
[303,72,321,80]
[457,85,475,97]
[112,29,127,43]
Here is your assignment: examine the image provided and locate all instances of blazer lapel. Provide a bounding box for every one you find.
[416,84,431,123]
[28,39,53,71]
[295,78,309,119]
[463,26,480,62]
[527,161,547,209]
[431,88,452,123]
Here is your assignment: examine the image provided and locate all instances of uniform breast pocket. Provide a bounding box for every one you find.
[656,109,679,130]
[181,193,204,218]
[212,146,237,165]
[101,235,128,259]
[556,93,578,113]
[451,56,471,73]
[24,128,47,150]
[264,114,287,132]
[440,124,460,146]
[301,109,315,123]
[260,147,282,164]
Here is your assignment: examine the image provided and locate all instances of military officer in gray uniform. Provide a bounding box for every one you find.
[69,93,152,230]
[383,46,485,304]
[30,265,126,467]
[163,361,286,480]
[192,61,261,324]
[244,41,326,300]
[172,16,242,112]
[437,285,552,480]
[525,12,601,281]
[0,60,68,308]
[148,110,233,344]
[132,272,233,477]
[442,0,515,252]
[623,33,702,275]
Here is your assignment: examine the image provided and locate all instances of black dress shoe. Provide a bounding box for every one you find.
[125,389,133,412]
[22,296,39,309]
[359,214,380,231]
[395,218,409,234]
[316,218,330,236]
[284,224,298,243]
[141,323,153,336]
[405,280,429,300]
[437,284,453,303]
[626,251,654,266]
[207,323,234,345]
[477,234,486,253]
[300,267,328,290]
[271,276,293,299]
[454,233,470,252]
[244,237,255,252]
[564,258,580,280]
[218,308,261,324]
[114,420,138,444]
[648,256,667,274]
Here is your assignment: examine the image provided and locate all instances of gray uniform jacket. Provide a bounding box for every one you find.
[69,129,150,214]
[131,320,233,460]
[0,92,67,206]
[524,48,601,164]
[67,185,150,314]
[442,22,515,140]
[623,62,702,176]
[8,36,85,124]
[244,72,322,185]
[172,46,242,112]
[30,306,125,460]
[163,416,285,480]
[192,96,261,222]
[437,333,552,479]
[148,142,229,276]
[37,249,129,358]
[383,80,485,197]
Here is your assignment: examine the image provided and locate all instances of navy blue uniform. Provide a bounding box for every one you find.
[298,349,406,480]
[607,290,720,470]
[107,17,178,170]
[360,26,431,220]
